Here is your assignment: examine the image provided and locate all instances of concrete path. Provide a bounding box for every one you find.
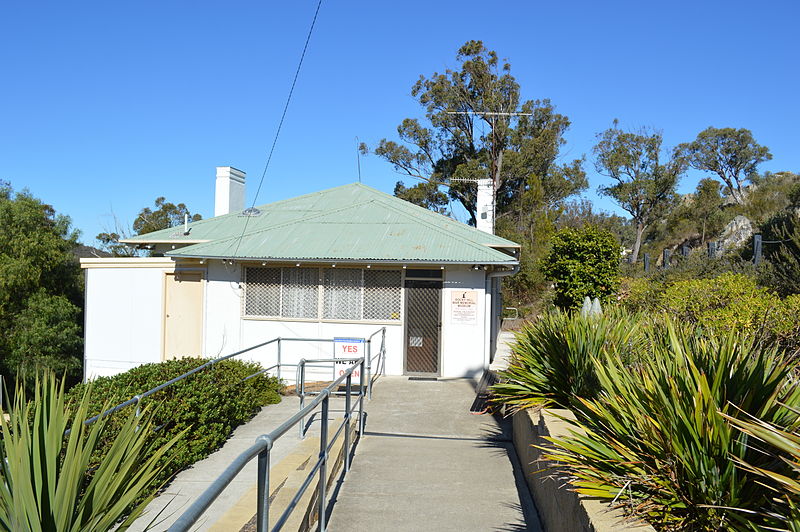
[490,330,517,373]
[129,394,311,532]
[325,376,542,532]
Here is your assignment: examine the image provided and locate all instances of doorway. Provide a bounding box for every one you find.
[163,270,204,360]
[404,279,442,376]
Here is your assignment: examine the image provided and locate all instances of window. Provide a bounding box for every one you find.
[323,268,362,320]
[244,267,402,322]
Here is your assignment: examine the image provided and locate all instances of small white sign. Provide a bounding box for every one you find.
[451,290,478,324]
[333,337,363,378]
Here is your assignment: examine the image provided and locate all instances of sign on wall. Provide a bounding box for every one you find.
[450,290,478,324]
[334,337,364,378]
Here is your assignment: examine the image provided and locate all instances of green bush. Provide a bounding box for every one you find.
[66,358,283,499]
[491,308,643,410]
[547,322,800,530]
[760,210,800,296]
[620,273,800,353]
[541,225,621,309]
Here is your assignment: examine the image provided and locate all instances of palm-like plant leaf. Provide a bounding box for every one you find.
[0,374,185,531]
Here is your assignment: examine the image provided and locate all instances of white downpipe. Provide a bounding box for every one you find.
[484,263,520,368]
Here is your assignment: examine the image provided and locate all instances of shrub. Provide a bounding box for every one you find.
[541,225,621,309]
[0,374,184,531]
[491,308,643,410]
[546,323,800,530]
[620,273,800,353]
[66,358,283,499]
[658,272,777,333]
[760,210,800,296]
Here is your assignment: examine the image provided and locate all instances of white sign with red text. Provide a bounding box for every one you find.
[334,338,364,379]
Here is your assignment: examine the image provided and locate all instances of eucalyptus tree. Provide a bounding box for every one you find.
[366,40,586,225]
[594,124,684,263]
[676,127,772,205]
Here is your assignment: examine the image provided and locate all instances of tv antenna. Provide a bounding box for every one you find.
[445,110,533,234]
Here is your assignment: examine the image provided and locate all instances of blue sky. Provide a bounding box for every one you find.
[1,1,798,244]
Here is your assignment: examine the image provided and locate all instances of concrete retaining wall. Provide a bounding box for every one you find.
[512,408,655,532]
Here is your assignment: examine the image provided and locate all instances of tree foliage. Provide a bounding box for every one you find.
[96,196,202,256]
[541,225,621,309]
[0,182,83,386]
[132,196,202,236]
[594,124,684,263]
[676,126,772,205]
[369,40,586,225]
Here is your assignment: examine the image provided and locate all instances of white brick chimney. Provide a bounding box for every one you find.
[476,178,494,234]
[215,166,246,216]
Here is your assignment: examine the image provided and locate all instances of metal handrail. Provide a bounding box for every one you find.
[168,357,366,532]
[80,327,386,428]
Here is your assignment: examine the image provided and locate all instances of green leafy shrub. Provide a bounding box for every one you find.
[546,323,800,530]
[66,358,283,498]
[760,210,800,296]
[541,225,621,309]
[620,273,800,353]
[0,373,184,531]
[658,272,776,333]
[491,308,643,410]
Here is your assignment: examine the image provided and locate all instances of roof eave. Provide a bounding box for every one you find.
[164,253,518,266]
[119,238,211,245]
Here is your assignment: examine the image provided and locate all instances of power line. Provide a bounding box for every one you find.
[233,0,323,257]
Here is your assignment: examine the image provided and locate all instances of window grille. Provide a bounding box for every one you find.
[323,268,363,320]
[244,267,280,316]
[281,268,318,319]
[243,266,402,322]
[364,270,402,320]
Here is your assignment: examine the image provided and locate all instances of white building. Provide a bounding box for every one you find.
[81,168,519,382]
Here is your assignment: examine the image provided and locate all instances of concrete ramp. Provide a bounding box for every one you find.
[325,376,541,531]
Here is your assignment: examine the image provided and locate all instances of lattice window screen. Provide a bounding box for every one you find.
[323,268,363,320]
[281,268,319,318]
[244,267,281,316]
[364,270,402,321]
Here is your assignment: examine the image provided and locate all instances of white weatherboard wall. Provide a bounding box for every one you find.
[441,267,487,379]
[82,260,174,379]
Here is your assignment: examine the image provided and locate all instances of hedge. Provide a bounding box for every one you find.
[66,358,283,500]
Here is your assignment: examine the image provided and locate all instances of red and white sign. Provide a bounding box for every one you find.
[334,338,364,378]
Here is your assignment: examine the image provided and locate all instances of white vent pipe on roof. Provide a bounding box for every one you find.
[215,166,246,216]
[476,178,494,234]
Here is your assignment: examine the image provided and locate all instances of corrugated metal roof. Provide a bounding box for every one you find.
[126,183,519,264]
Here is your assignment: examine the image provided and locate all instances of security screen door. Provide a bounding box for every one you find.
[404,279,442,376]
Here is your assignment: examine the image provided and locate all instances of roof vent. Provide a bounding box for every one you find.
[240,207,262,217]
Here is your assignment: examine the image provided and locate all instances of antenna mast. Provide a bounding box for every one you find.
[446,110,532,234]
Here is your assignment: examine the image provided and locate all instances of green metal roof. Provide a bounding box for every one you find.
[125,183,519,264]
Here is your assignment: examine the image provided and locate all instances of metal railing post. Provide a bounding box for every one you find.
[344,373,352,472]
[277,338,282,381]
[358,358,365,435]
[256,445,271,532]
[365,339,372,400]
[299,359,306,439]
[318,392,329,531]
